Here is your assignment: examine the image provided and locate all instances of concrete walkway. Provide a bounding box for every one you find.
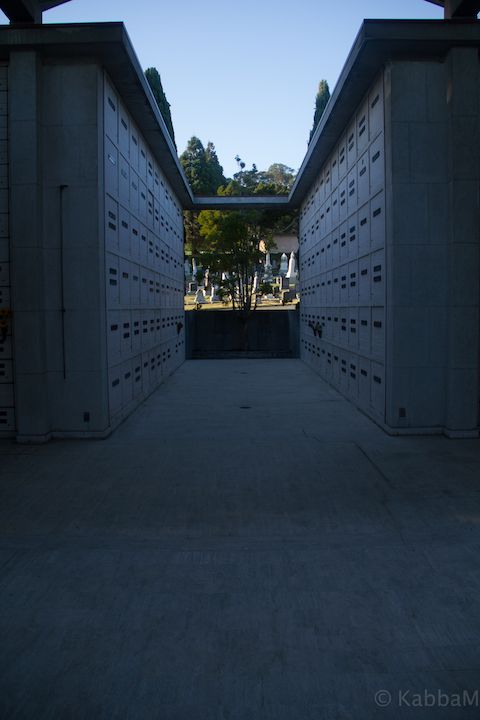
[1,359,480,719]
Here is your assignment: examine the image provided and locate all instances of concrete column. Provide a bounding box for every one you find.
[444,0,480,19]
[9,51,51,441]
[384,60,450,432]
[40,62,109,436]
[445,47,480,435]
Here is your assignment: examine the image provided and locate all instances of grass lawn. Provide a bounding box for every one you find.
[184,296,299,311]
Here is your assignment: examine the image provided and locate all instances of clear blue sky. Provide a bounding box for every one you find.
[1,0,443,177]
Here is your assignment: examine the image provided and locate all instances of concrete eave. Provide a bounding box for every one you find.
[288,18,480,208]
[424,1,480,18]
[192,195,291,211]
[1,19,479,214]
[41,1,72,10]
[0,21,195,208]
[0,0,72,23]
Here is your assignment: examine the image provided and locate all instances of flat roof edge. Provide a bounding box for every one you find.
[0,22,195,208]
[1,19,479,215]
[288,18,480,207]
[192,196,291,211]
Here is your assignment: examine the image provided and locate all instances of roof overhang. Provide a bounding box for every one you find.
[41,1,72,9]
[0,21,195,208]
[424,0,480,18]
[0,19,480,214]
[288,19,480,207]
[0,1,72,23]
[193,195,291,212]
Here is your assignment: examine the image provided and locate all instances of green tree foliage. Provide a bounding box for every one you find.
[205,142,226,194]
[196,178,289,315]
[197,205,271,314]
[180,137,226,255]
[183,211,202,258]
[228,157,294,197]
[185,151,298,308]
[145,67,176,147]
[221,156,297,236]
[180,136,211,195]
[309,79,330,144]
[180,136,226,195]
[261,163,296,190]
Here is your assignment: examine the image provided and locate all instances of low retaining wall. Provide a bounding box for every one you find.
[186,309,299,359]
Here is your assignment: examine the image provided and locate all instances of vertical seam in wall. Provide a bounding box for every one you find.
[381,66,387,424]
[0,60,14,436]
[101,69,110,424]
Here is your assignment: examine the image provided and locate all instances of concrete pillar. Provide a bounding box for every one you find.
[384,60,450,431]
[445,47,480,435]
[9,51,51,441]
[40,62,109,437]
[444,0,479,19]
[0,1,72,24]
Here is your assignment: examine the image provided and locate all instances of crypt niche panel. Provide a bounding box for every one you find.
[103,73,185,423]
[299,72,386,424]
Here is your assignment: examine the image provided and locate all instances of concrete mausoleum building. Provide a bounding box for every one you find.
[0,16,190,441]
[297,20,480,437]
[0,0,479,440]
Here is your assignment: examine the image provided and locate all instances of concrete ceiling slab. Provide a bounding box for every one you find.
[0,0,72,23]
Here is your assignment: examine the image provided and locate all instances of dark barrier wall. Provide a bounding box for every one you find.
[186,309,300,359]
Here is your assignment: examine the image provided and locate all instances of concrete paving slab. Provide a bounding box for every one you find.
[1,359,480,718]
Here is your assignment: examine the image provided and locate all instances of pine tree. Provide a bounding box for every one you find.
[309,79,330,144]
[145,67,176,148]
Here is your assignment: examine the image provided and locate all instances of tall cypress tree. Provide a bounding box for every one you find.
[309,79,330,144]
[205,142,226,194]
[145,67,176,148]
[179,136,211,194]
[180,137,225,255]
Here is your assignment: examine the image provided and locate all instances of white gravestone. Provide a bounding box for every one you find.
[286,251,297,280]
[263,252,273,281]
[194,288,206,304]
